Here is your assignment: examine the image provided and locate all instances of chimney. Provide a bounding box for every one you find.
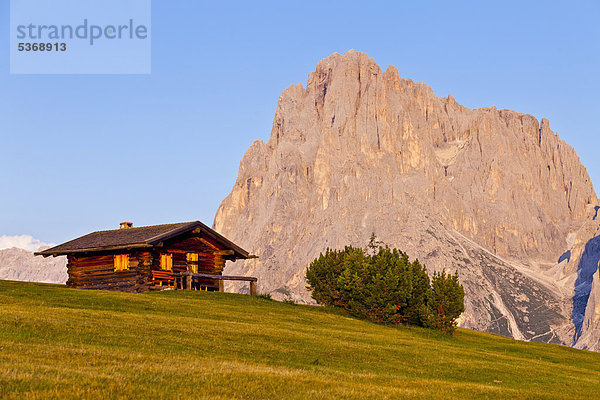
[120,222,133,229]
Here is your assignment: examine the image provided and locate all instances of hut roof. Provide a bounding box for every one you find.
[35,221,250,259]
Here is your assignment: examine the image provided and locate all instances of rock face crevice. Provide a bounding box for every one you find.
[214,50,600,350]
[573,236,600,343]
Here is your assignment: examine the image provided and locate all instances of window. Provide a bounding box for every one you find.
[160,253,173,271]
[187,253,198,273]
[114,254,129,271]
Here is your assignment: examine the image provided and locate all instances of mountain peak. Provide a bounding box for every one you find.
[215,52,600,351]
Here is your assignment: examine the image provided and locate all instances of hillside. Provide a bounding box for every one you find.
[1,281,599,399]
[214,50,600,350]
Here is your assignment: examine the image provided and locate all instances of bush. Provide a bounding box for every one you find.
[305,237,465,334]
[425,270,465,334]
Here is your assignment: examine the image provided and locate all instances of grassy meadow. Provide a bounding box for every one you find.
[1,280,599,399]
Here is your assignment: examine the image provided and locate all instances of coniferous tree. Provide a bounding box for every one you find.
[426,270,465,333]
[305,236,465,333]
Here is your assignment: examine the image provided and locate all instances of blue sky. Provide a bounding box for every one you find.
[0,0,599,245]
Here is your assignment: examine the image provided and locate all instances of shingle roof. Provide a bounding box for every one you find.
[35,221,250,259]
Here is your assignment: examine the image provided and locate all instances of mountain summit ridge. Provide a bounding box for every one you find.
[215,50,600,350]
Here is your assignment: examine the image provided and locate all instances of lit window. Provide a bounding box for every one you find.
[114,254,129,271]
[187,253,198,273]
[160,254,173,271]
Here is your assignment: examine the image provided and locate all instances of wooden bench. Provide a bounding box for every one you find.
[152,270,175,288]
[177,272,258,295]
[174,274,218,291]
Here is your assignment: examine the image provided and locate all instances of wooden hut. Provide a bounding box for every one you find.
[35,221,257,294]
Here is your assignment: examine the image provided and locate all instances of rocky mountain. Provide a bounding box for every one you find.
[0,247,67,284]
[214,50,600,351]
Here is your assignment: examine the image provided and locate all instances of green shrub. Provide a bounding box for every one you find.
[306,237,464,333]
[425,270,465,334]
[305,246,364,308]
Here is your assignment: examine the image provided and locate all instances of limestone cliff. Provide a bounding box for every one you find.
[214,50,600,349]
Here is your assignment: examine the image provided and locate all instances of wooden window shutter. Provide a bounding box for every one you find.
[161,254,173,271]
[187,253,198,273]
[186,253,199,262]
[114,254,129,271]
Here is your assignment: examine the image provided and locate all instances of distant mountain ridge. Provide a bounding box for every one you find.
[214,50,600,351]
[0,247,66,284]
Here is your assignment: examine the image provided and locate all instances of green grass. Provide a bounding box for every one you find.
[1,281,599,399]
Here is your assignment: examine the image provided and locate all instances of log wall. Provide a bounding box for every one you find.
[67,251,153,292]
[152,232,228,288]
